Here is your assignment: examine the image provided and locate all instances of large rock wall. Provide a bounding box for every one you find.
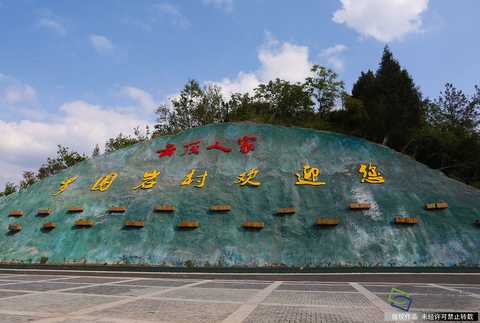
[0,123,479,267]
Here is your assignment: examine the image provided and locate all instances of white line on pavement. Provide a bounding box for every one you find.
[30,279,211,323]
[351,283,422,323]
[429,283,480,298]
[221,281,282,323]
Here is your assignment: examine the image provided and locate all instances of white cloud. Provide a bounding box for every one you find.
[0,75,44,121]
[2,83,36,105]
[320,44,348,72]
[213,72,261,98]
[0,81,156,188]
[35,9,67,36]
[332,0,429,42]
[38,17,66,36]
[89,34,115,55]
[258,42,311,82]
[156,3,190,29]
[0,102,151,188]
[208,35,313,97]
[0,161,24,189]
[121,86,156,112]
[203,0,233,13]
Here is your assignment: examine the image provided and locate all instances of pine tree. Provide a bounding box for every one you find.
[352,46,423,149]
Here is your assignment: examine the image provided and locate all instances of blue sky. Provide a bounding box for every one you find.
[0,0,479,187]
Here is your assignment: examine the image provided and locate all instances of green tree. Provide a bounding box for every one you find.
[0,182,17,197]
[92,144,101,157]
[428,83,480,132]
[406,84,480,186]
[156,80,205,135]
[352,46,423,149]
[328,94,368,136]
[305,65,345,117]
[19,171,37,190]
[37,145,87,179]
[104,133,140,153]
[253,78,313,123]
[104,126,150,153]
[153,80,228,136]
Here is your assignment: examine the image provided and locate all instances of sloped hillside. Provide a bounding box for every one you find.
[0,122,479,267]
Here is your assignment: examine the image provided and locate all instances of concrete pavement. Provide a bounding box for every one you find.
[0,271,477,322]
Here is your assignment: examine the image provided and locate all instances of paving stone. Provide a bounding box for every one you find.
[0,282,83,292]
[278,283,357,292]
[90,298,240,323]
[0,293,119,314]
[0,280,19,285]
[159,287,256,302]
[114,279,194,287]
[196,282,270,289]
[62,284,156,297]
[450,287,480,295]
[53,277,132,284]
[364,284,459,295]
[54,319,116,323]
[0,273,477,323]
[377,293,480,311]
[0,290,27,298]
[0,275,61,282]
[0,313,45,323]
[244,305,385,323]
[263,291,375,307]
[213,280,274,284]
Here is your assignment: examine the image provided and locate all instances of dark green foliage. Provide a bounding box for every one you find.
[153,80,227,136]
[405,84,480,187]
[105,134,140,153]
[351,46,423,149]
[428,83,480,132]
[105,126,150,153]
[253,78,314,123]
[305,65,345,117]
[0,182,17,197]
[328,94,367,136]
[19,171,37,190]
[37,145,87,180]
[14,146,87,191]
[153,66,345,134]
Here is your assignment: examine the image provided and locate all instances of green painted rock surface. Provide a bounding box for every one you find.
[0,123,479,267]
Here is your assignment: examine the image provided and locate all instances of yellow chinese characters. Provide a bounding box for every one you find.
[236,168,261,187]
[359,163,384,184]
[133,170,160,190]
[295,163,325,186]
[52,176,79,196]
[181,169,208,188]
[91,172,118,192]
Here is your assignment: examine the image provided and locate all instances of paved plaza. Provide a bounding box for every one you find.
[0,272,477,322]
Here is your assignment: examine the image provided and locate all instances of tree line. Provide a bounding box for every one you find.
[2,46,479,197]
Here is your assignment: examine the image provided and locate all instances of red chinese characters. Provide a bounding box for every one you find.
[207,141,232,153]
[184,141,201,154]
[238,135,256,154]
[157,143,176,158]
[158,136,257,158]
